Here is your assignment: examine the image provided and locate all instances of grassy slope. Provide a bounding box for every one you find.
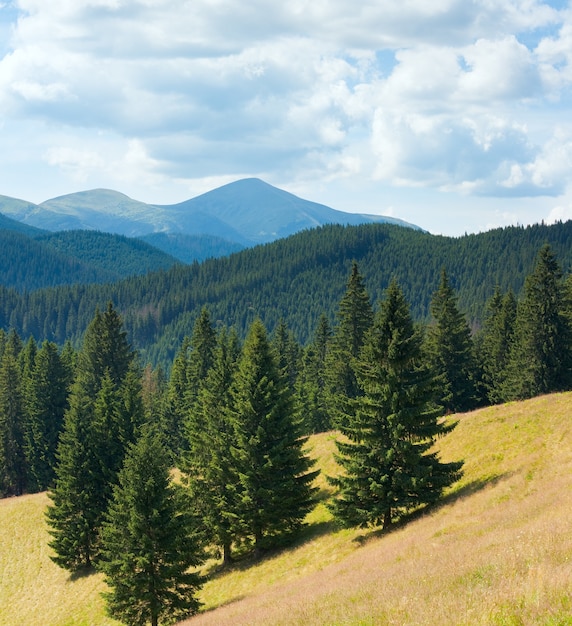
[2,394,572,625]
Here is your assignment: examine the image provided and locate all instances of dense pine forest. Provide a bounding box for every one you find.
[2,218,572,623]
[2,220,572,370]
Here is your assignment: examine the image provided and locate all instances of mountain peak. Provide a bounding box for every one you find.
[0,178,421,244]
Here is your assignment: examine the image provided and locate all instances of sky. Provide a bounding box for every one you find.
[1,1,572,236]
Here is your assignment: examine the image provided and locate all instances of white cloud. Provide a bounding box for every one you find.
[0,0,570,234]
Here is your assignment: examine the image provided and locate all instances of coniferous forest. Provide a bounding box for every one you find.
[2,220,572,624]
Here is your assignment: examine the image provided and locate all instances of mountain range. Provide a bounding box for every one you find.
[0,178,419,255]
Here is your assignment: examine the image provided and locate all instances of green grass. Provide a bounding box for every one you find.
[2,393,572,625]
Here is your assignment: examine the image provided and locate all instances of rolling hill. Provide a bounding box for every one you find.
[0,178,420,247]
[2,392,571,625]
[0,229,180,291]
[3,219,572,370]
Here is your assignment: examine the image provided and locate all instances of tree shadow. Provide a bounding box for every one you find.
[352,472,510,546]
[69,565,98,582]
[203,518,336,581]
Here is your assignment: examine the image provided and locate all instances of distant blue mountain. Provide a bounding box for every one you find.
[0,178,421,258]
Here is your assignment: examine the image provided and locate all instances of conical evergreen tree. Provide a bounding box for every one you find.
[230,319,318,556]
[47,303,141,571]
[99,425,204,626]
[184,307,217,462]
[161,336,191,460]
[478,287,517,404]
[24,341,71,492]
[297,313,332,433]
[46,382,104,570]
[329,280,463,530]
[425,269,477,413]
[326,262,374,426]
[272,318,302,390]
[503,244,572,400]
[183,327,241,565]
[0,343,26,496]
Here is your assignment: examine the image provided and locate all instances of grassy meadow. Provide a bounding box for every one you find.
[2,393,572,625]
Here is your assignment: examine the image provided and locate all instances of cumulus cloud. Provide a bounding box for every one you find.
[0,0,571,233]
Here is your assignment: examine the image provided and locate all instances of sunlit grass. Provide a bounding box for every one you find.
[0,492,119,626]
[3,394,572,625]
[183,393,572,625]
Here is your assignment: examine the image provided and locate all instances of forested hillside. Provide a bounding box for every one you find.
[2,220,572,367]
[0,229,179,291]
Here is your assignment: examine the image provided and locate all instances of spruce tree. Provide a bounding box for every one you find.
[184,307,217,462]
[230,319,318,556]
[0,343,26,496]
[99,425,204,626]
[425,269,477,413]
[24,341,70,492]
[183,327,241,565]
[478,287,517,404]
[161,336,191,459]
[329,280,463,530]
[503,244,572,400]
[47,303,141,570]
[326,262,374,426]
[297,313,332,433]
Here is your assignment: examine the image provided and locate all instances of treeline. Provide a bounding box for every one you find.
[2,221,572,371]
[1,243,571,623]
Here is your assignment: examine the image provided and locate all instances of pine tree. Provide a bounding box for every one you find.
[425,269,477,413]
[326,262,374,426]
[99,425,204,626]
[24,341,70,492]
[503,244,572,400]
[329,280,463,530]
[230,319,318,556]
[0,343,26,496]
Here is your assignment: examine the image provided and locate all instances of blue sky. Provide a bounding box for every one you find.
[0,1,571,235]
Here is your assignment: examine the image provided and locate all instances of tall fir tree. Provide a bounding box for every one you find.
[503,244,572,400]
[183,327,241,565]
[425,269,477,413]
[47,303,142,571]
[24,341,71,492]
[329,280,463,530]
[184,307,217,462]
[99,425,204,626]
[0,343,26,496]
[478,287,517,404]
[297,313,332,433]
[230,319,318,556]
[161,336,191,460]
[326,262,374,427]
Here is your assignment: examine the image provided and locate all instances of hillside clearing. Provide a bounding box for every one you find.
[1,393,571,625]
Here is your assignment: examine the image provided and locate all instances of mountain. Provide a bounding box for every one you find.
[0,179,420,251]
[157,178,420,244]
[3,219,572,369]
[0,229,180,292]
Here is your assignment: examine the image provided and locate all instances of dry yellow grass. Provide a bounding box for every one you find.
[0,492,118,626]
[182,393,572,626]
[2,394,572,625]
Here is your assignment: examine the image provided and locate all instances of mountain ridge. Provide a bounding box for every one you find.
[0,178,421,246]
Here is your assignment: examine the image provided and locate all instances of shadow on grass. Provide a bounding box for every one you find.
[204,517,337,581]
[69,565,98,582]
[352,472,510,546]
